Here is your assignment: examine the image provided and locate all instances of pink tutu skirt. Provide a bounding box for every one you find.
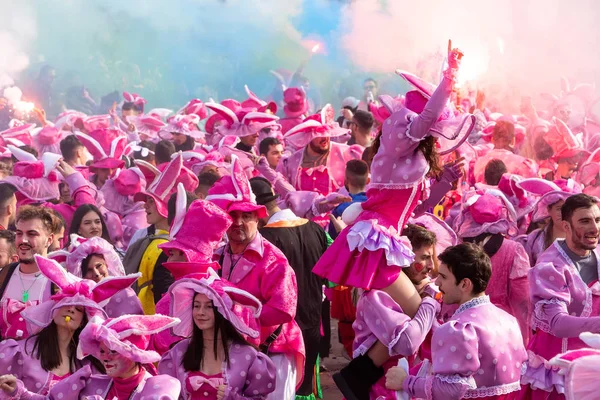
[312,186,422,290]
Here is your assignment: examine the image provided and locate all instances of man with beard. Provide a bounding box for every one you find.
[277,105,363,208]
[0,206,55,339]
[207,157,304,400]
[520,193,600,399]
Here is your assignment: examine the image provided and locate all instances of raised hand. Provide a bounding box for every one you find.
[447,39,464,69]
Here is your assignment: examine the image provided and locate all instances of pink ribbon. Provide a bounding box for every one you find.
[303,165,328,177]
[189,376,221,391]
[51,280,95,301]
[5,299,36,314]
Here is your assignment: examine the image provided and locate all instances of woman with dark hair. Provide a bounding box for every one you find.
[0,255,138,396]
[67,204,111,246]
[159,274,276,400]
[65,235,143,318]
[312,42,470,399]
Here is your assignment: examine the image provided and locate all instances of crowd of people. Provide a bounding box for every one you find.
[0,41,595,400]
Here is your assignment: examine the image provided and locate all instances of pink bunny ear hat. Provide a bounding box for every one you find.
[66,236,125,278]
[78,314,180,364]
[21,255,141,335]
[169,270,262,338]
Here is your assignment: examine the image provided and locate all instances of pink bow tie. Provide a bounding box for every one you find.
[6,299,37,314]
[304,165,328,176]
[189,376,220,391]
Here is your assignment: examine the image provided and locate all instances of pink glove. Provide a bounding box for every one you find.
[313,192,352,215]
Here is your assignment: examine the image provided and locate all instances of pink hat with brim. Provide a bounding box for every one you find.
[161,261,219,281]
[0,124,34,147]
[36,126,62,145]
[517,178,581,222]
[21,256,141,335]
[177,99,208,120]
[169,272,262,338]
[75,128,127,170]
[283,87,308,118]
[159,114,204,140]
[1,147,62,201]
[454,190,518,238]
[408,212,458,257]
[283,104,349,149]
[78,314,179,364]
[579,148,600,186]
[158,187,232,263]
[127,115,166,139]
[545,118,590,160]
[205,103,280,139]
[206,155,268,219]
[66,236,125,278]
[54,110,87,131]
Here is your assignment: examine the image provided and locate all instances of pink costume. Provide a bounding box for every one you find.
[352,292,441,399]
[65,235,143,318]
[158,274,277,400]
[278,105,361,196]
[403,296,527,399]
[549,332,600,400]
[519,240,600,399]
[206,157,305,397]
[6,315,182,400]
[0,124,34,148]
[455,190,532,344]
[0,255,139,397]
[515,178,581,267]
[32,125,65,155]
[313,70,470,290]
[100,168,150,249]
[153,192,235,355]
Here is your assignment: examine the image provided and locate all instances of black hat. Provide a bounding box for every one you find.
[249,177,279,206]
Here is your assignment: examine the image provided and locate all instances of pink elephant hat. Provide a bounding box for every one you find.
[133,153,198,218]
[21,255,141,334]
[284,104,349,149]
[66,235,125,278]
[206,155,268,218]
[283,87,308,118]
[517,177,582,222]
[2,145,62,202]
[169,271,262,338]
[74,128,127,170]
[159,183,232,266]
[241,85,278,114]
[78,314,180,364]
[205,102,280,138]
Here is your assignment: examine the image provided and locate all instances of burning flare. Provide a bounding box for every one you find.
[311,44,320,53]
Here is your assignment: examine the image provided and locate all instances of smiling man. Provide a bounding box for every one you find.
[385,243,526,400]
[0,206,55,339]
[520,193,600,398]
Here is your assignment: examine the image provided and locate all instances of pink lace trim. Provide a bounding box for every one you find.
[425,376,434,400]
[434,374,476,389]
[532,298,566,333]
[453,295,490,317]
[405,115,421,143]
[463,381,521,398]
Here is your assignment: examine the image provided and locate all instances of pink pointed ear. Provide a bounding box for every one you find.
[7,144,37,162]
[35,255,76,290]
[205,103,239,126]
[244,85,266,106]
[134,160,160,184]
[148,152,183,200]
[170,183,187,238]
[516,178,561,196]
[74,131,107,160]
[241,112,279,125]
[229,154,250,199]
[41,153,62,178]
[105,314,180,338]
[110,136,128,159]
[378,95,396,114]
[91,273,141,304]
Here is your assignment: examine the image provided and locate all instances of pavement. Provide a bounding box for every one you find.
[319,320,348,400]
